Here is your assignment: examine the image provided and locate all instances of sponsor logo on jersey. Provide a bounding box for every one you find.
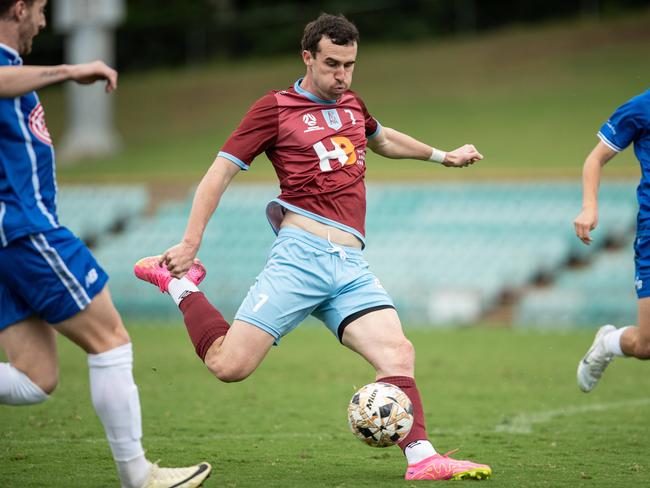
[331,136,357,165]
[322,109,342,130]
[313,136,358,172]
[28,103,52,146]
[303,113,324,133]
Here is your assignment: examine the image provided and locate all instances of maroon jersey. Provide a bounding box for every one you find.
[219,78,381,246]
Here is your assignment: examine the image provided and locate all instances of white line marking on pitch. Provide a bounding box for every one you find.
[1,432,344,445]
[495,398,650,434]
[6,399,650,445]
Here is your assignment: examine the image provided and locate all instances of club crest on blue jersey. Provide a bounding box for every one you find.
[29,103,52,146]
[322,109,342,130]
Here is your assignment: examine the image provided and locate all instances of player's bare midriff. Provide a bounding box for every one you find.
[280,210,362,249]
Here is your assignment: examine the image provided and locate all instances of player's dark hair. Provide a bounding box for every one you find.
[301,13,359,57]
[0,0,35,19]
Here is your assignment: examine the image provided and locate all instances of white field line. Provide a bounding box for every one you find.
[494,398,650,434]
[1,432,342,445]
[4,398,650,446]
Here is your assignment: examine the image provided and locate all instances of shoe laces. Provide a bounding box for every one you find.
[148,461,191,483]
[440,448,460,458]
[587,342,613,374]
[589,353,612,377]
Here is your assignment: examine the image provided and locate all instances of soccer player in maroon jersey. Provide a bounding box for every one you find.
[135,13,491,481]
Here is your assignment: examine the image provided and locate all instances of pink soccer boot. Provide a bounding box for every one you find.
[134,255,206,293]
[405,449,492,481]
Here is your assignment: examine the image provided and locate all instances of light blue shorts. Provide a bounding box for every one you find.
[235,227,394,343]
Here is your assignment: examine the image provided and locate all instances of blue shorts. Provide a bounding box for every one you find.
[0,227,109,330]
[634,236,650,299]
[235,227,394,343]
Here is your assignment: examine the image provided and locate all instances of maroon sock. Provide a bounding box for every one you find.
[378,375,429,451]
[178,292,230,361]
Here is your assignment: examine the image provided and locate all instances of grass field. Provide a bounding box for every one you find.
[4,10,650,488]
[2,324,650,487]
[41,9,650,184]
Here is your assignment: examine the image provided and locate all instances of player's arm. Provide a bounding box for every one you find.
[162,156,240,277]
[367,126,483,168]
[161,93,276,277]
[0,60,117,97]
[574,141,618,245]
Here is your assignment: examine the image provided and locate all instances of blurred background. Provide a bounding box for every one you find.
[37,0,650,328]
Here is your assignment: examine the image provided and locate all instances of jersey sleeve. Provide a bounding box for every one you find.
[598,95,643,152]
[218,93,278,170]
[353,94,381,139]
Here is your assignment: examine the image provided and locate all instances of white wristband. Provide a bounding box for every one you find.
[428,148,446,164]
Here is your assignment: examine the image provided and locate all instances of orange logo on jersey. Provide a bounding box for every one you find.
[331,136,357,165]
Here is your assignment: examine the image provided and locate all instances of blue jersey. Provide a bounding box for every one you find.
[0,43,59,248]
[598,89,650,233]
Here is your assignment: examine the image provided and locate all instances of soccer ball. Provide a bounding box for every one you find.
[347,382,413,448]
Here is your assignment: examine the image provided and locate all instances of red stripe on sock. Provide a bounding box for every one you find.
[179,292,230,361]
[378,375,428,450]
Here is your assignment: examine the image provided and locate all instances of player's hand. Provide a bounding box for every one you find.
[69,60,118,93]
[574,206,598,245]
[443,144,483,168]
[161,241,199,278]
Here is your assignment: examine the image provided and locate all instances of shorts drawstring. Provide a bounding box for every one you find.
[326,232,347,261]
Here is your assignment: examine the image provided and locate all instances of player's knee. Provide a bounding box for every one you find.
[90,321,130,354]
[35,372,58,395]
[212,366,251,383]
[113,325,130,347]
[377,338,415,375]
[394,338,415,370]
[20,364,59,395]
[633,336,650,359]
[205,357,251,383]
[103,316,130,347]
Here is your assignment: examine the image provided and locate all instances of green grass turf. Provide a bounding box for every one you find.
[1,324,650,487]
[42,9,650,185]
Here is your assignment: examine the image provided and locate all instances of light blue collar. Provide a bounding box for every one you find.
[294,78,338,105]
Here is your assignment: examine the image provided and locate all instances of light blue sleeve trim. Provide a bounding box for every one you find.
[218,151,250,170]
[597,132,623,153]
[267,198,366,248]
[367,120,382,139]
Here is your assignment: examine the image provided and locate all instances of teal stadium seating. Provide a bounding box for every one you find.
[84,181,637,326]
[515,239,638,327]
[57,185,148,245]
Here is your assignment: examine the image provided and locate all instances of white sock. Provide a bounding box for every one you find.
[88,343,149,488]
[404,440,437,465]
[0,363,49,405]
[168,277,199,306]
[116,457,151,488]
[603,326,629,357]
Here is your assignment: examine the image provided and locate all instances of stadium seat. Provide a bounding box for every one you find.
[90,181,637,325]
